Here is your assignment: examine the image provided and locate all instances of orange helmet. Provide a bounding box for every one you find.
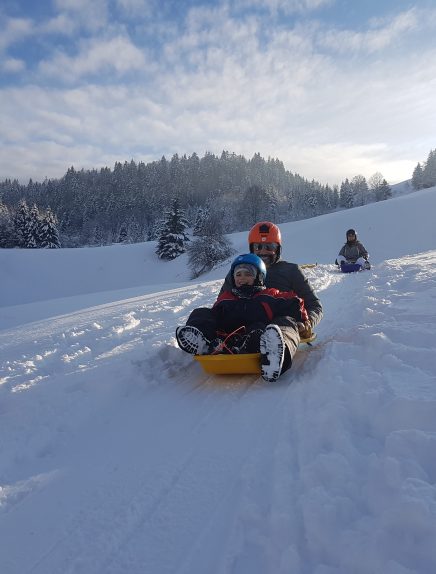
[248,221,282,261]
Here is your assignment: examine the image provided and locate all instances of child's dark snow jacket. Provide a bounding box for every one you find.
[211,287,308,335]
[219,261,322,329]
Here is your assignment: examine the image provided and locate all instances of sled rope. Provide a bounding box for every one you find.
[211,326,247,355]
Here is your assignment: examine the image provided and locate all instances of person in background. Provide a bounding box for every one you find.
[219,221,323,339]
[176,253,309,382]
[336,228,370,269]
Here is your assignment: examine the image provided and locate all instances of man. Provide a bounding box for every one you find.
[215,222,323,381]
[220,221,323,338]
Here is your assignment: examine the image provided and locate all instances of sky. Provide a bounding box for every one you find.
[1,0,435,187]
[1,186,436,573]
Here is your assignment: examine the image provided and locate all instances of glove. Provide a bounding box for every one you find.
[297,321,313,339]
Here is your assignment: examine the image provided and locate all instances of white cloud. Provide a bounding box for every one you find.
[115,0,156,17]
[42,13,77,36]
[38,36,149,80]
[235,0,332,15]
[319,8,419,54]
[53,0,109,32]
[1,1,436,186]
[1,58,26,73]
[0,17,33,53]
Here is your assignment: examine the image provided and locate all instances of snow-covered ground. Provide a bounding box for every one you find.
[1,188,436,574]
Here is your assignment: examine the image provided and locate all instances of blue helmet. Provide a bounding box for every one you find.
[230,253,267,286]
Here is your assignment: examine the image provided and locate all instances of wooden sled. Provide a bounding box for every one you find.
[194,334,317,375]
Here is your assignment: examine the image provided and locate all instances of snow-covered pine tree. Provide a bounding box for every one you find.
[156,198,189,260]
[27,204,40,248]
[422,149,436,189]
[38,208,61,248]
[351,175,369,207]
[128,217,143,243]
[118,223,128,243]
[339,179,353,208]
[0,200,14,247]
[147,218,165,241]
[412,163,425,190]
[239,185,276,228]
[193,206,208,236]
[14,199,32,247]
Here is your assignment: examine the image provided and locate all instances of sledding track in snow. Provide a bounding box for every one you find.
[1,254,436,574]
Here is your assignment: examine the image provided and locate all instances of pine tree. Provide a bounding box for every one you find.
[339,179,353,208]
[411,163,425,190]
[14,199,32,247]
[0,200,14,247]
[239,185,275,228]
[193,206,208,236]
[27,204,40,247]
[147,218,165,241]
[351,175,369,207]
[422,149,436,188]
[38,208,61,248]
[156,198,189,260]
[118,223,128,243]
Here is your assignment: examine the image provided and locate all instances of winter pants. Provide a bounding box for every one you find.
[337,254,367,267]
[185,308,300,374]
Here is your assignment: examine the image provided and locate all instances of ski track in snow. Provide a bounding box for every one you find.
[1,254,436,573]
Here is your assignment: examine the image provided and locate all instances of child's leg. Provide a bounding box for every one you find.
[185,307,218,341]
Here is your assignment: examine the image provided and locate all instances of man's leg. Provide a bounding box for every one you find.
[260,316,300,382]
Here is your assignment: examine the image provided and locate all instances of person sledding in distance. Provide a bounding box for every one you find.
[176,253,310,382]
[336,228,371,271]
[219,221,323,341]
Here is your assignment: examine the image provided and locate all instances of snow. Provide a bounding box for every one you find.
[1,188,436,574]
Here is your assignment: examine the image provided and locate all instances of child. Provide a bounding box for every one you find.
[176,253,309,382]
[336,228,370,269]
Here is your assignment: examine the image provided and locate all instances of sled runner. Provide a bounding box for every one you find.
[194,333,317,375]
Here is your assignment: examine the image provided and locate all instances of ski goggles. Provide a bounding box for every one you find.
[252,242,279,252]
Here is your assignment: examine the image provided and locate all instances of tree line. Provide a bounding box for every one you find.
[0,150,393,251]
[411,149,436,191]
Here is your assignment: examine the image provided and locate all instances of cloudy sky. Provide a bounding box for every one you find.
[1,0,435,186]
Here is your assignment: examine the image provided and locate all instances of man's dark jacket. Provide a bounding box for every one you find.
[219,260,323,329]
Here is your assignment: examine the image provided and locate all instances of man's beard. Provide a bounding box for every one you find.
[259,254,276,267]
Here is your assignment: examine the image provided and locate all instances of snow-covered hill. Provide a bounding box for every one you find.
[1,188,436,574]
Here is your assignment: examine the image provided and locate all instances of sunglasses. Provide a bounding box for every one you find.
[252,242,278,252]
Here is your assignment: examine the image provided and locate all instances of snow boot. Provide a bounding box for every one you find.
[176,326,210,355]
[238,328,264,353]
[260,324,285,382]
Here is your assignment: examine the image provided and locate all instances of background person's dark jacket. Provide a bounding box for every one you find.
[219,261,323,329]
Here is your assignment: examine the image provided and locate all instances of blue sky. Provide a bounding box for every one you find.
[1,0,435,186]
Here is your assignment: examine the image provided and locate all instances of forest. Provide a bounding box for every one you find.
[0,148,407,253]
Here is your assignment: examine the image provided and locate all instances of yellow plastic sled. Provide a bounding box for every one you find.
[194,334,317,375]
